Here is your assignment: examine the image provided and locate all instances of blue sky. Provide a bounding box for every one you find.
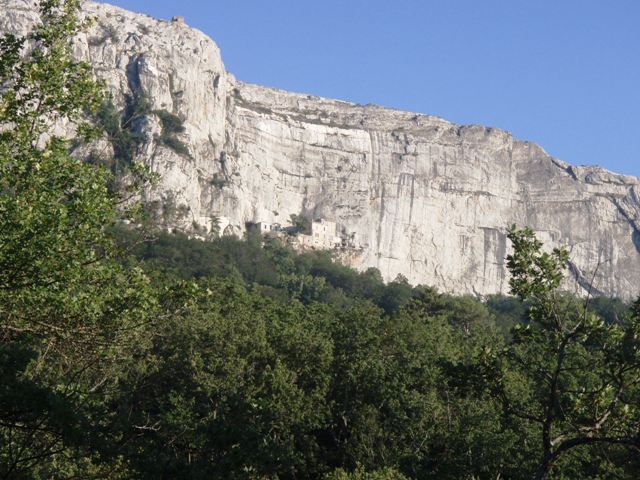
[104,0,640,176]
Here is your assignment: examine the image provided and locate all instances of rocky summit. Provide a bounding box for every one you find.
[3,0,639,299]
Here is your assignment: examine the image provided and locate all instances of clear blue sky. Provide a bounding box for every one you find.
[104,0,640,176]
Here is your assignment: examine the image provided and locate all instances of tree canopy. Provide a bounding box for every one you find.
[483,226,640,479]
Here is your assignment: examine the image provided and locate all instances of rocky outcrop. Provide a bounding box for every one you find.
[2,0,639,299]
[2,0,229,229]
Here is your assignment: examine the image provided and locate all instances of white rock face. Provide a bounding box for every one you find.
[2,0,229,227]
[3,0,640,299]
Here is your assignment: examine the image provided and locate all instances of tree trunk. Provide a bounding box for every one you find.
[534,451,554,480]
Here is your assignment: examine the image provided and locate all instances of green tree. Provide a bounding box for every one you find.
[290,213,311,234]
[110,279,334,479]
[0,1,163,476]
[485,226,640,479]
[324,465,409,480]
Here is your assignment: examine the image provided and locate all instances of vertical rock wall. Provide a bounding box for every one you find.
[2,0,639,299]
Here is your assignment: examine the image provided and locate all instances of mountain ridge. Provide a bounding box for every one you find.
[2,0,639,299]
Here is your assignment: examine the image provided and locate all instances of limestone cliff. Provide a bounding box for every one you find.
[2,0,639,299]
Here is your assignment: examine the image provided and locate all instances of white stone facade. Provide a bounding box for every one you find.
[298,219,343,250]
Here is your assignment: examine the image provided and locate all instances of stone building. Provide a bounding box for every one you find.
[298,219,342,249]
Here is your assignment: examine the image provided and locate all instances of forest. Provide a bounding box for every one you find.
[0,2,639,479]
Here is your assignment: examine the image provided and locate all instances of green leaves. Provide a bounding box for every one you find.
[0,1,168,476]
[489,226,640,479]
[506,225,569,306]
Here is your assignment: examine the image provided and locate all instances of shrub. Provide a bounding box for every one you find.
[154,109,191,157]
[290,213,311,234]
[94,94,149,171]
[210,173,226,189]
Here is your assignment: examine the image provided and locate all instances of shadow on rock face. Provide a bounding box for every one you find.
[633,229,640,255]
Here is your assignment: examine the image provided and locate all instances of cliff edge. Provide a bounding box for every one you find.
[2,0,639,298]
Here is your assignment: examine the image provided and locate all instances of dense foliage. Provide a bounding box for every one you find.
[483,227,640,479]
[1,2,638,478]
